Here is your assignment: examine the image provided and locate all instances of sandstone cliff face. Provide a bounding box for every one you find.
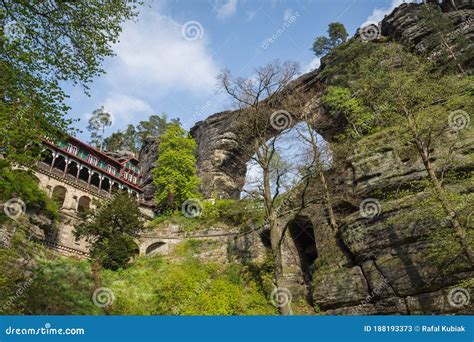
[138,137,159,203]
[188,2,474,200]
[138,1,474,314]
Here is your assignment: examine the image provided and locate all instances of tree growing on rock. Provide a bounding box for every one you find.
[218,60,301,315]
[152,122,201,211]
[104,124,138,153]
[74,192,145,270]
[312,22,348,57]
[351,44,473,264]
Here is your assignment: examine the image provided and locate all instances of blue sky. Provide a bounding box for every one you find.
[64,0,413,142]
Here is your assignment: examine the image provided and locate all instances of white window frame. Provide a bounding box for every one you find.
[87,155,98,166]
[67,143,78,155]
[106,165,116,175]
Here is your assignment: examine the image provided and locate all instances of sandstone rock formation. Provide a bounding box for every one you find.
[136,1,474,315]
[188,1,474,199]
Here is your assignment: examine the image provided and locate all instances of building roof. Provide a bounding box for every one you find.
[42,136,144,192]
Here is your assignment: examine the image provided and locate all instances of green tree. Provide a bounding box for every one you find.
[0,1,142,167]
[87,106,112,151]
[137,113,169,147]
[152,122,200,210]
[312,22,348,57]
[347,44,473,263]
[0,159,57,223]
[418,3,470,75]
[105,124,138,153]
[219,60,300,315]
[74,192,144,270]
[23,257,101,315]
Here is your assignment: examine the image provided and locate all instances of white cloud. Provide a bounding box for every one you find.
[303,57,321,73]
[363,0,415,26]
[215,0,238,20]
[283,8,293,22]
[101,94,153,129]
[107,10,219,100]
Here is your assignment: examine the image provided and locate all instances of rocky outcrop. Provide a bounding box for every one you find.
[136,1,474,315]
[189,1,474,199]
[138,137,159,203]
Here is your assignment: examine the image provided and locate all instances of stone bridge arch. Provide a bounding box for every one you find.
[137,237,182,256]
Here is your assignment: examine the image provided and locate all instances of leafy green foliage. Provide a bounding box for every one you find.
[152,257,275,315]
[152,199,264,232]
[136,113,171,147]
[322,86,376,139]
[0,160,58,223]
[74,192,145,270]
[23,257,101,315]
[312,22,348,57]
[104,124,138,153]
[104,113,173,153]
[0,228,58,314]
[153,122,200,210]
[0,1,141,166]
[319,39,379,85]
[418,4,472,75]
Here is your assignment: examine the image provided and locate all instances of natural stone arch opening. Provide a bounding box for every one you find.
[145,241,166,256]
[190,82,335,199]
[241,122,332,198]
[287,215,318,289]
[52,185,67,208]
[77,196,91,213]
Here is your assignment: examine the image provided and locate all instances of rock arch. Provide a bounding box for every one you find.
[190,71,331,199]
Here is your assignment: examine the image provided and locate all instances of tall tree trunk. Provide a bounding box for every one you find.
[263,160,291,315]
[417,142,473,264]
[269,216,291,315]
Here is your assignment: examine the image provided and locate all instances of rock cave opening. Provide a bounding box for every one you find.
[288,216,318,297]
